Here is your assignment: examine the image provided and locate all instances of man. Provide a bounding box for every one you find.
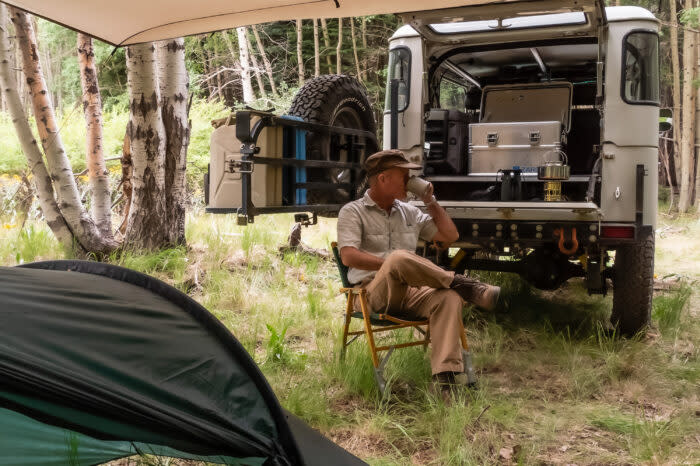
[337,149,500,395]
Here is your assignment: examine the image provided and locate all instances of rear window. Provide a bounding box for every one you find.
[430,12,586,34]
[439,79,468,111]
[384,47,411,112]
[621,31,659,105]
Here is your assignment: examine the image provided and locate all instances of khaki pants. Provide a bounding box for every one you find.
[359,249,464,375]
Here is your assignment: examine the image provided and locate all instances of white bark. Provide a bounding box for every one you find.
[245,33,267,100]
[157,38,190,245]
[125,42,168,249]
[11,7,116,253]
[670,0,682,187]
[0,5,72,247]
[679,25,696,212]
[320,18,332,73]
[350,18,361,81]
[236,27,254,103]
[78,33,113,239]
[296,19,305,85]
[361,17,367,81]
[313,18,320,77]
[336,18,343,74]
[252,25,278,97]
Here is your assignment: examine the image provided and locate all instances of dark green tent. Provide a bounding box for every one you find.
[0,260,365,466]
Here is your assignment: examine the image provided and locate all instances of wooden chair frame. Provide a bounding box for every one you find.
[332,243,476,395]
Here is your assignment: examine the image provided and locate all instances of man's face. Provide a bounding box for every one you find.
[378,167,409,200]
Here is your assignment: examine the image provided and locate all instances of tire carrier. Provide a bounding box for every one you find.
[205,109,377,225]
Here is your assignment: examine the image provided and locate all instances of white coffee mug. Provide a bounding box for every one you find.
[406,176,431,198]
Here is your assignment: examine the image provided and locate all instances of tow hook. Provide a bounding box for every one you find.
[554,227,578,255]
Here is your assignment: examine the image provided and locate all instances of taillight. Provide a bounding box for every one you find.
[600,226,634,239]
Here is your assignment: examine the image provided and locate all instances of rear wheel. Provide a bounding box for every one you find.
[611,227,655,336]
[288,74,377,211]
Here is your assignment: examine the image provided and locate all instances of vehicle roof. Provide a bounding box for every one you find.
[390,6,657,40]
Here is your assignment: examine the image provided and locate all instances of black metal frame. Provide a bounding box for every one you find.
[206,110,378,222]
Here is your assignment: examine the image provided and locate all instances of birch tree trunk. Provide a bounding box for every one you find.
[246,34,267,100]
[679,25,697,212]
[313,18,320,78]
[157,38,190,245]
[670,0,682,187]
[0,5,72,247]
[350,18,362,81]
[320,18,333,74]
[252,25,278,97]
[118,133,132,236]
[220,30,242,100]
[78,33,113,240]
[11,7,116,253]
[336,18,343,74]
[236,27,254,103]
[695,17,700,205]
[361,17,368,81]
[125,42,168,249]
[296,19,305,85]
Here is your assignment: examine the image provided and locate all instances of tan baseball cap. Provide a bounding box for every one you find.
[364,149,422,176]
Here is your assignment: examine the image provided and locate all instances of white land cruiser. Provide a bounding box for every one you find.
[206,2,661,335]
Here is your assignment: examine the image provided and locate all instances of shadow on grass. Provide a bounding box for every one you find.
[470,271,611,340]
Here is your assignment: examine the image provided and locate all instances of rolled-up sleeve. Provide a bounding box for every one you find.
[415,209,438,242]
[337,204,362,250]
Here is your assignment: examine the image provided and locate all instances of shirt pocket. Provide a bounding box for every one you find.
[392,226,419,250]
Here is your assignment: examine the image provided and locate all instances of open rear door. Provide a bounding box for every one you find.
[0,0,601,46]
[400,0,607,43]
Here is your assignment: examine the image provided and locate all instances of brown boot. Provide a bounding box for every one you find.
[450,274,501,311]
[431,372,458,403]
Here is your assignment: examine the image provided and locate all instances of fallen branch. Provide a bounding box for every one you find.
[278,223,330,259]
[474,404,491,423]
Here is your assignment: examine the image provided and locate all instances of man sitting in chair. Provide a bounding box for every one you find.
[337,149,500,394]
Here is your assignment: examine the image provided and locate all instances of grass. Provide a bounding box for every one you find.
[1,203,699,465]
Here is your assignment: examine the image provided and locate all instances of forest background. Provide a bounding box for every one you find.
[0,0,699,230]
[0,1,698,464]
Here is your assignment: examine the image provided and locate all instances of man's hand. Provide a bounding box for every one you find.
[421,182,435,205]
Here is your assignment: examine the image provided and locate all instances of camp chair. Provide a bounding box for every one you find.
[331,242,476,395]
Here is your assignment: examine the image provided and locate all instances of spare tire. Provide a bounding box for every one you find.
[288,74,377,211]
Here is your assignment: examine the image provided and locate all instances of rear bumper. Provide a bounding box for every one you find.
[449,218,647,250]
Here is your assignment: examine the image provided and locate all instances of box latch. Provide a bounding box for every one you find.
[529,131,541,145]
[487,132,499,146]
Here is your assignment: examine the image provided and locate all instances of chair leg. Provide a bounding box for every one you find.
[374,346,394,397]
[423,323,430,353]
[459,321,477,387]
[359,292,380,369]
[340,292,354,361]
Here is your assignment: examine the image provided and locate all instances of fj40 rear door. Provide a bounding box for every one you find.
[5,0,605,46]
[400,0,607,43]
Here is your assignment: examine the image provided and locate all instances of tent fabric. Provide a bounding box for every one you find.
[0,407,260,466]
[0,260,305,465]
[2,0,523,46]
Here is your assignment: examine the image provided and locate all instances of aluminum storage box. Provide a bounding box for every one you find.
[468,121,562,174]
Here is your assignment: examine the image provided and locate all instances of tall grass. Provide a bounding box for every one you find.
[0,203,697,465]
[652,282,692,334]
